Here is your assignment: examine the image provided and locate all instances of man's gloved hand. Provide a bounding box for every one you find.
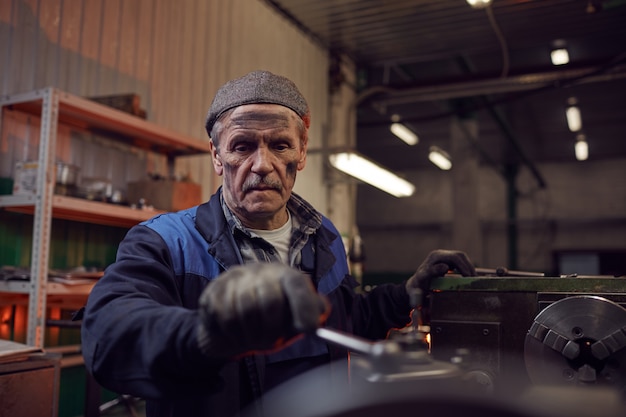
[406,249,476,292]
[197,263,329,359]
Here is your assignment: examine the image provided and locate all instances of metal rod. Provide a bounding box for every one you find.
[475,267,545,277]
[315,327,375,355]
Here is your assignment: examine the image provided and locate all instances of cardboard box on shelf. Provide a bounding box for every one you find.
[126,180,201,212]
[88,93,147,119]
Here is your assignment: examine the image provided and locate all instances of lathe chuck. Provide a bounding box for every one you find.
[524,295,626,388]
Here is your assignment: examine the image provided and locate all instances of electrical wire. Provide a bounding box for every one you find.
[486,4,510,78]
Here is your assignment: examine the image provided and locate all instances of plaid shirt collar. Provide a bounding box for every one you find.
[220,188,322,265]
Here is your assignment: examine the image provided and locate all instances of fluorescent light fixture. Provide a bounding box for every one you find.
[551,48,570,65]
[390,122,418,145]
[329,152,415,197]
[575,134,588,161]
[466,0,492,8]
[428,146,452,170]
[566,98,582,132]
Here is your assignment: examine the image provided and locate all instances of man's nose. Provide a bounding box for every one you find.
[251,147,273,173]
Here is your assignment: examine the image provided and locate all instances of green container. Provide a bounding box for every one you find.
[0,177,13,195]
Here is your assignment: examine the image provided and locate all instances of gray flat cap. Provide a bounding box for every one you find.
[205,70,310,136]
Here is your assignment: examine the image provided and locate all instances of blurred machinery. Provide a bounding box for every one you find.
[428,274,626,393]
[255,273,626,417]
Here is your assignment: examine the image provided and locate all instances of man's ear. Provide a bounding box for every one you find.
[297,139,308,171]
[210,141,224,175]
[297,151,307,171]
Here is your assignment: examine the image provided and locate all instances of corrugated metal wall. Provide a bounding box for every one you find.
[0,0,330,209]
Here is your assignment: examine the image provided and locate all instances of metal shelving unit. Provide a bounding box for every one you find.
[0,87,211,347]
[0,194,166,228]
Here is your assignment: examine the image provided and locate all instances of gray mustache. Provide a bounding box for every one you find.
[242,175,283,192]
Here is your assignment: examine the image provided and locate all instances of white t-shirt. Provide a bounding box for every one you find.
[249,211,293,264]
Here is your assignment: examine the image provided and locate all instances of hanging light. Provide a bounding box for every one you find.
[389,115,418,145]
[566,97,582,132]
[550,48,570,65]
[550,39,570,66]
[390,122,419,145]
[428,146,452,170]
[575,134,588,161]
[329,152,415,197]
[466,0,492,8]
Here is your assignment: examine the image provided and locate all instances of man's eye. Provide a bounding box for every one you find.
[273,143,290,151]
[233,144,251,152]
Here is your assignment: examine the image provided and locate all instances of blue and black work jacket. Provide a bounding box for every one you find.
[81,189,412,417]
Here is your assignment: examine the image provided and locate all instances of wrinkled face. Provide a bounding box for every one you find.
[210,104,308,230]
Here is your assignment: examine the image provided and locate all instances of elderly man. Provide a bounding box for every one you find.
[81,70,475,417]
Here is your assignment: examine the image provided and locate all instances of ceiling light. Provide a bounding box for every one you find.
[466,0,492,8]
[428,146,452,170]
[390,122,419,145]
[329,152,415,197]
[575,134,588,161]
[566,97,582,132]
[550,48,570,65]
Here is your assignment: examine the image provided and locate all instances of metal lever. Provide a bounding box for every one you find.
[315,327,378,356]
[316,289,428,357]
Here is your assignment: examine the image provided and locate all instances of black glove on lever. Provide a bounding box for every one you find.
[406,249,476,292]
[197,263,329,359]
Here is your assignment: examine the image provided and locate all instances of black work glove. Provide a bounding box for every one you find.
[197,263,329,359]
[406,249,476,292]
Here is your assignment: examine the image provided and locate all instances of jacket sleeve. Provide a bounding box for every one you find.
[319,220,412,341]
[80,225,224,400]
[331,274,412,341]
